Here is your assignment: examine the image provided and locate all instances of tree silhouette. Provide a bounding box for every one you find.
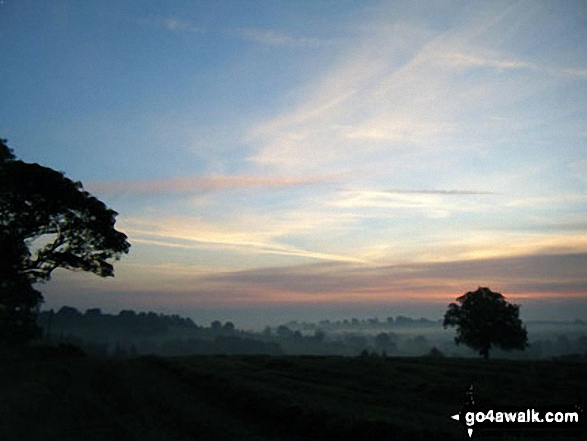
[0,139,130,344]
[443,287,528,359]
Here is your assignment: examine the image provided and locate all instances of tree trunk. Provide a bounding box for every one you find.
[481,346,490,359]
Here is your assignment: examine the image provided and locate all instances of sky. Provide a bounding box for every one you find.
[1,0,586,328]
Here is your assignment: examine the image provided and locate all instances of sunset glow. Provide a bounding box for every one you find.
[2,0,586,327]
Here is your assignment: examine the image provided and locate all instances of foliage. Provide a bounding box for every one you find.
[0,140,130,282]
[0,139,130,344]
[41,306,198,331]
[37,307,283,356]
[443,287,528,359]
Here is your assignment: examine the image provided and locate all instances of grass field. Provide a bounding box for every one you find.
[1,346,585,440]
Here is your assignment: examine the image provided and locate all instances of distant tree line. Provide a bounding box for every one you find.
[37,306,280,357]
[282,315,440,332]
[39,306,198,338]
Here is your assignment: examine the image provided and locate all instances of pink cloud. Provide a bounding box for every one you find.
[87,174,335,195]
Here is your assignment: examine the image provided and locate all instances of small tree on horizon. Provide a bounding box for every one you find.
[443,287,528,359]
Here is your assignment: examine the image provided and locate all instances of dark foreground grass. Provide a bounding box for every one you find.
[0,346,585,440]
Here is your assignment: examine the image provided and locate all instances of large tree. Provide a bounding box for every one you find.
[443,287,528,359]
[0,139,130,344]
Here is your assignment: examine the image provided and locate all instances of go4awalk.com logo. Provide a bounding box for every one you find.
[450,384,584,438]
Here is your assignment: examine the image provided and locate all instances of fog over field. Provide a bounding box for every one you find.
[37,305,587,360]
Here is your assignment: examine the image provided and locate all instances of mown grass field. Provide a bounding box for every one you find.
[1,346,585,440]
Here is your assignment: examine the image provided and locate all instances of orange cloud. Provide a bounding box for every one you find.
[43,252,586,318]
[98,252,587,304]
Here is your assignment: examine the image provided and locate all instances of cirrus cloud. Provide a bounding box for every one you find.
[87,174,337,196]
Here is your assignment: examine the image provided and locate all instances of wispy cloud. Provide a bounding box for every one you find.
[132,233,369,265]
[245,2,586,176]
[341,188,495,195]
[139,17,206,33]
[231,27,330,47]
[555,67,587,78]
[117,194,587,272]
[88,174,335,196]
[60,252,587,307]
[329,188,497,219]
[436,51,587,79]
[141,18,332,48]
[193,252,587,304]
[163,18,204,33]
[416,231,587,263]
[504,194,587,208]
[435,52,537,71]
[120,215,369,265]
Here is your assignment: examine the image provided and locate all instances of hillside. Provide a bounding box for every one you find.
[1,346,585,440]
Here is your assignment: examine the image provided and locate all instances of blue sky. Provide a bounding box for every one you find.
[2,0,586,327]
